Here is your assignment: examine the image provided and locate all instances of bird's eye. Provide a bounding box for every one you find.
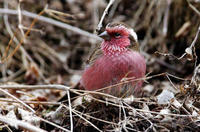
[114,33,121,38]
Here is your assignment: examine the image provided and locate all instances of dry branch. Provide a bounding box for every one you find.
[0,8,101,41]
[0,115,46,132]
[96,0,115,32]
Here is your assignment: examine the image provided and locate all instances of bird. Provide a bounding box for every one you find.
[58,22,146,102]
[80,22,146,97]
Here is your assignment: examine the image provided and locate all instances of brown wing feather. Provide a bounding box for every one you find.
[128,41,140,52]
[86,44,103,66]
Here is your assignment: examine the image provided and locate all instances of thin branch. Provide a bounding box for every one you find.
[0,88,35,113]
[155,25,200,61]
[0,115,46,132]
[1,9,45,63]
[45,6,76,23]
[187,0,200,17]
[165,73,178,90]
[66,90,73,132]
[0,72,187,100]
[96,0,115,32]
[2,1,33,64]
[39,117,70,132]
[2,1,49,84]
[189,25,200,48]
[0,8,101,41]
[73,109,118,125]
[191,63,200,85]
[17,1,25,39]
[108,0,121,19]
[162,0,171,36]
[90,96,198,118]
[0,84,70,90]
[62,104,102,132]
[124,102,154,132]
[0,98,61,105]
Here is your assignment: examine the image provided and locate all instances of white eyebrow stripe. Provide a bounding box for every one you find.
[128,28,138,42]
[106,23,138,42]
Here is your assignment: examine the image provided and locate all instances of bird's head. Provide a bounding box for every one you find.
[99,22,138,56]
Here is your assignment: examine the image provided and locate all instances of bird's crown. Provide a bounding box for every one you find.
[106,22,138,43]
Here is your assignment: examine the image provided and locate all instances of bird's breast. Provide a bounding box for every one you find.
[81,51,146,93]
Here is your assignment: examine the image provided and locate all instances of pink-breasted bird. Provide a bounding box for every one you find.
[80,22,146,97]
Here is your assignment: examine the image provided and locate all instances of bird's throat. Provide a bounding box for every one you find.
[101,43,127,56]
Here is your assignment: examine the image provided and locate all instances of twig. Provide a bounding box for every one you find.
[0,88,35,113]
[62,104,102,132]
[0,115,46,132]
[96,0,115,32]
[132,0,146,27]
[108,0,121,19]
[45,6,75,23]
[0,72,187,99]
[119,101,129,132]
[92,0,99,33]
[2,1,50,84]
[0,68,25,82]
[189,25,200,48]
[125,102,154,132]
[89,96,198,118]
[144,52,182,73]
[45,8,75,18]
[17,1,25,40]
[187,0,200,17]
[175,21,191,38]
[1,9,45,63]
[19,25,44,34]
[156,24,200,61]
[0,98,61,105]
[73,109,118,125]
[165,73,178,90]
[0,84,70,90]
[118,100,122,131]
[2,97,71,132]
[3,1,48,84]
[39,117,70,132]
[162,0,171,36]
[75,72,187,95]
[66,90,73,132]
[191,63,200,85]
[0,8,101,41]
[2,1,33,64]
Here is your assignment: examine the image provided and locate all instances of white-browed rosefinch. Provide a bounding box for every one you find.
[80,22,146,97]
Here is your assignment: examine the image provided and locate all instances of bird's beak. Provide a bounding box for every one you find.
[98,31,110,41]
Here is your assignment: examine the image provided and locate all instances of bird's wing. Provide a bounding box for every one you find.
[128,38,140,52]
[86,44,103,66]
